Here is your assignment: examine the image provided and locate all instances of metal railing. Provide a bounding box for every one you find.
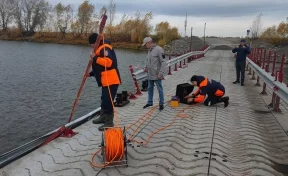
[247,48,287,112]
[0,108,100,168]
[129,45,210,95]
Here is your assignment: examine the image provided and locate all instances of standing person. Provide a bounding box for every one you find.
[232,39,251,86]
[87,33,121,131]
[184,75,229,107]
[142,37,166,110]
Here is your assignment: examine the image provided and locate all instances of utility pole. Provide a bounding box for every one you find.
[204,23,206,45]
[190,27,193,51]
[184,12,187,37]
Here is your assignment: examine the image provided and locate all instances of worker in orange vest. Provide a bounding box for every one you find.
[185,75,229,107]
[87,33,121,131]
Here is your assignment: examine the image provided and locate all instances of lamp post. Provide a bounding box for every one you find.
[190,27,193,51]
[204,23,206,45]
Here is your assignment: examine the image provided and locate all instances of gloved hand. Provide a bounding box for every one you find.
[86,71,94,77]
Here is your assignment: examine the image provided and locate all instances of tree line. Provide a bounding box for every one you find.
[260,21,288,45]
[0,0,181,46]
[249,13,288,45]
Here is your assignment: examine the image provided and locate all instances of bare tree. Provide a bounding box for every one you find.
[14,0,24,31]
[55,2,64,32]
[14,0,50,34]
[108,0,116,37]
[54,3,73,34]
[63,5,73,32]
[0,0,16,31]
[250,12,263,39]
[32,0,51,31]
[42,10,56,32]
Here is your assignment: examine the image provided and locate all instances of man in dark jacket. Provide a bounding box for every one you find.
[87,33,121,131]
[232,39,251,86]
[184,75,229,107]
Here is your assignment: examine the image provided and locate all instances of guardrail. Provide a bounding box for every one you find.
[247,48,287,112]
[129,45,210,96]
[0,108,100,168]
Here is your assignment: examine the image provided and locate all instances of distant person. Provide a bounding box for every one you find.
[142,37,166,110]
[232,39,251,86]
[87,33,121,131]
[184,75,229,107]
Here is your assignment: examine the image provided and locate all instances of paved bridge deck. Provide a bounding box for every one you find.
[1,50,288,176]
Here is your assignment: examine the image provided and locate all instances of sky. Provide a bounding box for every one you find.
[48,0,288,37]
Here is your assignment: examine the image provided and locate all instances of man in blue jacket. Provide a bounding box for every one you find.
[232,39,251,86]
[87,33,121,131]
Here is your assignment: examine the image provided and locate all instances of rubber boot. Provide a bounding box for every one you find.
[92,109,105,124]
[98,113,114,131]
[220,96,229,107]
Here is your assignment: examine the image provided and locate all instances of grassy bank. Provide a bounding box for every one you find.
[0,31,144,50]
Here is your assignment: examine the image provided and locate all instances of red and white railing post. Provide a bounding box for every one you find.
[129,65,142,96]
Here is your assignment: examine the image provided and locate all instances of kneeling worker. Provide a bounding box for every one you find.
[184,75,229,107]
[87,33,121,131]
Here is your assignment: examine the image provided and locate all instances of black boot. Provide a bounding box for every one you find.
[98,113,114,131]
[92,109,105,124]
[233,81,239,84]
[220,96,229,107]
[241,82,244,86]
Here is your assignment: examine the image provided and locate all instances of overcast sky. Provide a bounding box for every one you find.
[48,0,288,37]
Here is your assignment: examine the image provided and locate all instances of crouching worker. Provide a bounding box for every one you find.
[87,33,121,131]
[184,75,229,107]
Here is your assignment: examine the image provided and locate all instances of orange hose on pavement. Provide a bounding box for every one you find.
[127,105,191,145]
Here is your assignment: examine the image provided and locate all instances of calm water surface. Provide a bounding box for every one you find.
[0,40,146,154]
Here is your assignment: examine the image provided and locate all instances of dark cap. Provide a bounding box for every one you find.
[240,39,246,43]
[190,75,198,82]
[89,33,98,44]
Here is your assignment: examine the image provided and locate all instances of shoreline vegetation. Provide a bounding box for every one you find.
[0,33,144,50]
[0,0,181,51]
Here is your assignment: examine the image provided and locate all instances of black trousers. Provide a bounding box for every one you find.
[236,61,246,83]
[204,95,223,106]
[101,85,118,114]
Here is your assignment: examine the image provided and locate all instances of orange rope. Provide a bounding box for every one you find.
[127,105,192,145]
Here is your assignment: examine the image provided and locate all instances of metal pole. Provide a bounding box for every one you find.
[168,54,172,75]
[204,23,206,45]
[190,27,193,51]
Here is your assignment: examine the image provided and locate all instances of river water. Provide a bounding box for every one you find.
[0,40,146,154]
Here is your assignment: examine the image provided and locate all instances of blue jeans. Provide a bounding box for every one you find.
[147,80,164,105]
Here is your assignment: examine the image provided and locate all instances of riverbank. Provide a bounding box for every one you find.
[0,31,204,51]
[0,30,148,50]
[0,37,143,50]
